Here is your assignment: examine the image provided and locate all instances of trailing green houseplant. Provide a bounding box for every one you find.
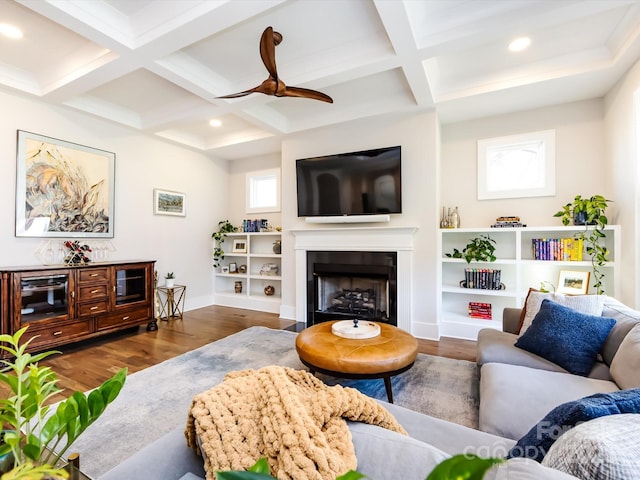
[216,455,505,480]
[445,235,496,263]
[0,327,127,480]
[553,194,611,294]
[212,220,237,268]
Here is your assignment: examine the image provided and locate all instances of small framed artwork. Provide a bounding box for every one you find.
[228,262,238,274]
[232,239,247,253]
[557,270,590,295]
[221,266,229,274]
[153,189,185,216]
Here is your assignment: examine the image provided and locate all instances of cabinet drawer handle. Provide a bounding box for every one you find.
[90,306,99,310]
[122,316,130,321]
[91,289,100,294]
[53,331,63,336]
[90,273,99,277]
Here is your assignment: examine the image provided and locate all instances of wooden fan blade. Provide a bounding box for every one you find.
[218,78,279,99]
[282,86,333,103]
[260,26,279,79]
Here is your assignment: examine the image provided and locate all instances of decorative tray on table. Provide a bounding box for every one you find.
[331,319,380,339]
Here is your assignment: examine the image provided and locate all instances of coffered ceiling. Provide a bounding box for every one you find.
[2,0,640,160]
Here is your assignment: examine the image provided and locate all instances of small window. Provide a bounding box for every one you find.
[246,168,280,213]
[477,130,556,200]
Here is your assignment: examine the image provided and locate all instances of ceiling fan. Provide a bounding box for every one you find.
[218,26,333,103]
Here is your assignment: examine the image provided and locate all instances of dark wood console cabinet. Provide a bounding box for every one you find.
[0,260,155,352]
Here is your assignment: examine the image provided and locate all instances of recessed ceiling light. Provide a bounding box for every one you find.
[0,23,24,40]
[209,119,222,128]
[508,37,531,52]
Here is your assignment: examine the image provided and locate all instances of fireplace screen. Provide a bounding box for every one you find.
[317,275,388,319]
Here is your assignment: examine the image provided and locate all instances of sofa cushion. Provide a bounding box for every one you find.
[479,363,619,440]
[610,324,640,389]
[507,388,640,462]
[515,300,616,376]
[517,290,604,335]
[601,297,640,365]
[541,414,640,479]
[484,458,580,479]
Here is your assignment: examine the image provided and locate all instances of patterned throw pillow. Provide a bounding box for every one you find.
[517,290,605,335]
[515,299,615,376]
[542,414,640,479]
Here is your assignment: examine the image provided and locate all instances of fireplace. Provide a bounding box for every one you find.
[306,251,397,326]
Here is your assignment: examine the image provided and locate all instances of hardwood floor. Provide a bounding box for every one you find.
[39,305,476,403]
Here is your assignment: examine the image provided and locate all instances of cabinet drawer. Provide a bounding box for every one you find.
[97,307,149,331]
[78,268,109,284]
[26,320,92,348]
[78,301,109,317]
[78,284,109,301]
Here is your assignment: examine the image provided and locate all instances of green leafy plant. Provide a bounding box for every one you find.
[0,327,127,480]
[217,455,505,480]
[165,272,175,279]
[445,235,496,263]
[554,195,611,294]
[212,220,237,268]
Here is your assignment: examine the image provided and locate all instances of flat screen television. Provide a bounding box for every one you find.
[296,146,402,217]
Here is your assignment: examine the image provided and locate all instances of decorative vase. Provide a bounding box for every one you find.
[273,241,281,254]
[264,285,275,296]
[234,281,243,293]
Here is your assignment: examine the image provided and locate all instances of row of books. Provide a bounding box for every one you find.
[468,302,492,320]
[462,268,503,290]
[531,238,583,261]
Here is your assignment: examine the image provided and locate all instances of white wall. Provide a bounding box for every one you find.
[604,60,640,307]
[0,90,228,311]
[279,111,440,337]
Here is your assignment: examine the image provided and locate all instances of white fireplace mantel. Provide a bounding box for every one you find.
[291,227,418,332]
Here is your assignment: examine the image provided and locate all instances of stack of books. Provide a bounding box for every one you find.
[463,268,502,290]
[490,216,526,228]
[531,238,583,261]
[468,302,492,320]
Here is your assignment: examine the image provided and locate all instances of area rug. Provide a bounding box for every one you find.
[67,326,478,478]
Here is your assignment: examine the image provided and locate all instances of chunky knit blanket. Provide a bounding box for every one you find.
[185,366,407,480]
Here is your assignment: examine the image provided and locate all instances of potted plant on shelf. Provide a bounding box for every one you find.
[553,194,611,295]
[212,220,236,268]
[165,272,175,288]
[445,235,496,263]
[0,327,126,480]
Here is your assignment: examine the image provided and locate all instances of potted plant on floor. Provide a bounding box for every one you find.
[212,220,236,268]
[553,194,611,294]
[0,327,127,480]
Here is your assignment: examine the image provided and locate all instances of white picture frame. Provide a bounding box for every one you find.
[557,270,590,295]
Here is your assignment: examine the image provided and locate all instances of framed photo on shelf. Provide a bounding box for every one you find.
[232,239,247,253]
[16,130,115,238]
[228,262,238,274]
[557,270,590,295]
[153,188,185,216]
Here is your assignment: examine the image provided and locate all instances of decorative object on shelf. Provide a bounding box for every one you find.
[36,239,116,265]
[238,264,247,274]
[165,272,175,288]
[260,263,279,276]
[557,270,590,295]
[212,220,236,267]
[539,281,556,293]
[440,206,460,228]
[553,194,611,294]
[491,215,526,228]
[153,188,186,216]
[63,240,92,265]
[228,263,238,274]
[445,235,497,263]
[460,268,503,290]
[450,206,461,228]
[273,240,281,254]
[0,327,126,479]
[232,239,247,253]
[264,285,275,296]
[15,130,115,238]
[234,281,243,293]
[221,266,229,274]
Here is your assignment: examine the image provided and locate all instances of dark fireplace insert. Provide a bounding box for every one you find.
[306,251,397,327]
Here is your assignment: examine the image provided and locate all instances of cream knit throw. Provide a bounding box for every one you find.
[185,366,407,480]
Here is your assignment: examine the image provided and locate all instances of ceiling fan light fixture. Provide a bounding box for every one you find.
[0,23,23,40]
[508,37,531,52]
[209,119,222,127]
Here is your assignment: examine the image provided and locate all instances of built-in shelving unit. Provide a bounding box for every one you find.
[213,232,282,313]
[438,225,620,340]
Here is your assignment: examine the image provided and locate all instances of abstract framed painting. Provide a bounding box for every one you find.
[15,130,115,238]
[153,189,186,216]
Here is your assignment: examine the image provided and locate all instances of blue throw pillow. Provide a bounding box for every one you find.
[515,299,616,376]
[507,388,640,462]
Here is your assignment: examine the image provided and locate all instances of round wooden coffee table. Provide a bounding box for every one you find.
[295,321,418,403]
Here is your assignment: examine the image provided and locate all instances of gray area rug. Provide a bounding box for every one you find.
[67,326,478,478]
